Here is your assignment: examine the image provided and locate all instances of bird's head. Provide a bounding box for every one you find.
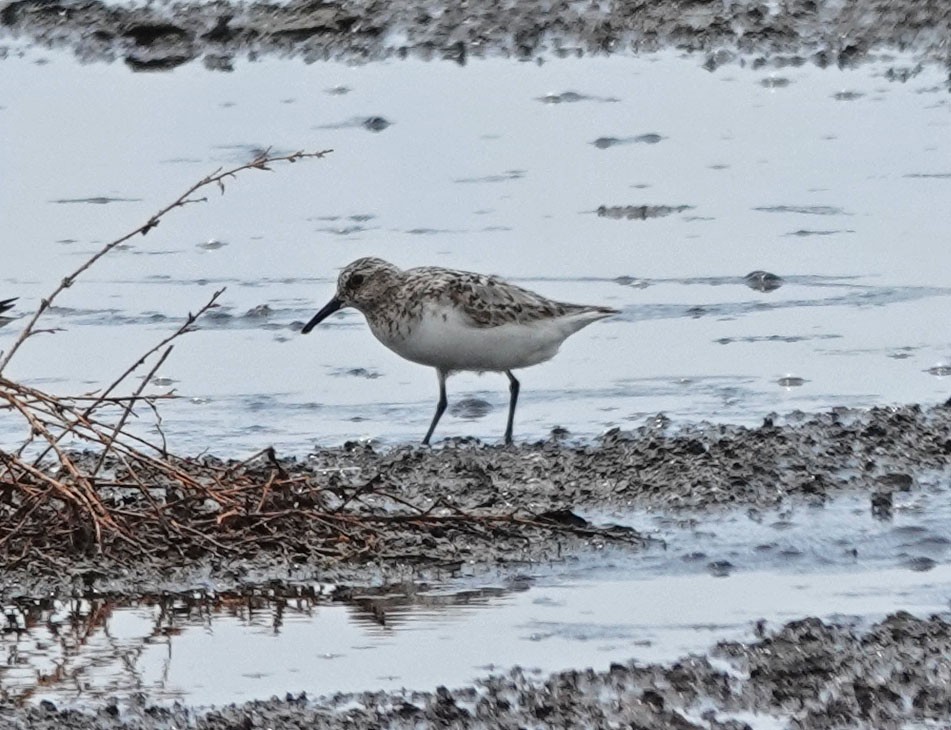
[301,257,400,333]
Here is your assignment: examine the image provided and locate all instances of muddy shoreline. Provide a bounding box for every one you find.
[3,402,950,599]
[6,611,951,729]
[2,0,951,70]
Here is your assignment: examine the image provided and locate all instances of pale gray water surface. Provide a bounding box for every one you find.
[2,49,951,453]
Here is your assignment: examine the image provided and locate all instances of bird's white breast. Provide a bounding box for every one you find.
[368,303,608,373]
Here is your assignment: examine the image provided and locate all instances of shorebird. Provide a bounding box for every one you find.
[0,298,16,327]
[301,257,617,445]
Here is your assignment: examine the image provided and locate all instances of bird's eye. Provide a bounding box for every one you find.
[350,273,365,288]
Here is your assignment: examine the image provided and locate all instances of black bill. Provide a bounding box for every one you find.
[301,297,344,334]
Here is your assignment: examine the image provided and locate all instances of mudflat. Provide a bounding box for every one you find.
[2,0,950,69]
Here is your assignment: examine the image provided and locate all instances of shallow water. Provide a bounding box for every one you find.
[2,48,951,453]
[3,487,951,707]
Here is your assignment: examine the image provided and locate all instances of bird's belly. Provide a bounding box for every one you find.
[372,310,562,372]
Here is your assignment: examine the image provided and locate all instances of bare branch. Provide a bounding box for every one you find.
[0,149,332,375]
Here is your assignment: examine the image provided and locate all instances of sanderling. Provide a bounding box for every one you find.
[302,257,618,445]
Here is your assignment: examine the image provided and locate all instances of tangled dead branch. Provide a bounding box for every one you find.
[0,148,643,574]
[0,150,331,557]
[1,445,645,574]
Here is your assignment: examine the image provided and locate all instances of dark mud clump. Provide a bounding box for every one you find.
[2,0,951,69]
[597,203,693,220]
[744,270,783,292]
[8,612,951,729]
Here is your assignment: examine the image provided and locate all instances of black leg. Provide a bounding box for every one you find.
[504,370,519,445]
[422,369,448,445]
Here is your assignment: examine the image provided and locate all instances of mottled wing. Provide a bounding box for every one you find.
[406,267,598,327]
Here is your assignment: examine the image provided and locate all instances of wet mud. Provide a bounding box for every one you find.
[7,611,951,729]
[2,0,951,69]
[4,402,951,596]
